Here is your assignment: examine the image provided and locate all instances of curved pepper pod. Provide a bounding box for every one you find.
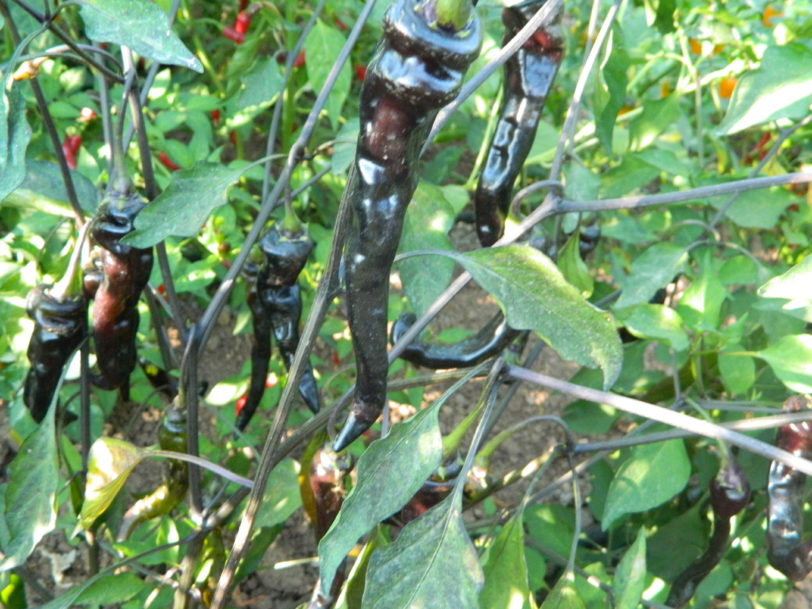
[23,285,86,422]
[474,0,563,246]
[336,0,481,452]
[667,458,750,608]
[90,190,154,391]
[259,223,315,287]
[390,311,519,369]
[768,395,812,581]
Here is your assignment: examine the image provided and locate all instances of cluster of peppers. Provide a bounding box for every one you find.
[334,0,482,451]
[236,222,320,431]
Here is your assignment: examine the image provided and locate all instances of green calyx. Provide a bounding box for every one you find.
[50,222,90,301]
[281,204,304,236]
[428,0,474,32]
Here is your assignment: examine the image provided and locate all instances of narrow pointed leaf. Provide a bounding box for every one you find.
[602,440,690,530]
[0,85,33,202]
[614,528,647,609]
[319,401,444,592]
[556,232,593,298]
[445,246,622,389]
[361,494,484,609]
[540,572,586,609]
[0,404,58,570]
[80,437,146,530]
[77,0,202,72]
[125,163,243,248]
[480,514,530,609]
[755,334,812,393]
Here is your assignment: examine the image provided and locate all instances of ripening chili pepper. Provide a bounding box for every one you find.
[667,457,750,607]
[157,151,180,171]
[354,64,367,81]
[767,395,812,581]
[222,26,245,44]
[211,109,221,125]
[390,311,519,369]
[334,0,481,452]
[235,223,320,430]
[473,0,563,246]
[90,189,154,396]
[118,406,188,540]
[23,233,87,422]
[293,51,306,69]
[62,134,82,170]
[234,12,251,35]
[718,76,737,99]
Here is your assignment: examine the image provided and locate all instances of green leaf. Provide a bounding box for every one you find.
[332,118,359,175]
[677,262,727,331]
[628,95,681,152]
[540,572,586,609]
[0,404,58,570]
[74,572,150,605]
[480,514,530,609]
[594,26,628,153]
[125,163,243,248]
[600,155,661,198]
[717,44,812,135]
[614,528,647,609]
[563,163,600,202]
[719,350,756,395]
[399,182,456,316]
[319,399,444,592]
[255,459,302,529]
[557,231,594,298]
[614,243,687,310]
[9,160,99,214]
[0,85,32,202]
[80,437,146,530]
[305,20,351,129]
[757,256,812,322]
[448,246,622,389]
[708,186,795,229]
[755,334,812,393]
[602,440,691,530]
[361,494,483,609]
[617,304,689,351]
[228,57,284,128]
[77,0,202,72]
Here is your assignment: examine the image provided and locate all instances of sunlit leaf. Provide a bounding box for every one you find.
[755,334,812,393]
[480,514,530,609]
[758,257,812,322]
[614,243,687,310]
[0,85,32,203]
[617,304,688,351]
[255,459,302,529]
[557,231,593,298]
[614,528,647,609]
[540,572,585,609]
[305,20,351,129]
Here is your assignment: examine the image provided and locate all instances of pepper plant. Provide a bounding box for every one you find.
[1,0,811,608]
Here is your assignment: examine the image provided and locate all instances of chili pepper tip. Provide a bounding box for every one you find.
[333,411,369,452]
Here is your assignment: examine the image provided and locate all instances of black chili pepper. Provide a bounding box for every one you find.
[118,406,188,540]
[334,0,481,451]
[767,395,812,581]
[667,457,750,607]
[235,223,320,430]
[23,235,87,422]
[473,0,563,246]
[90,189,154,396]
[390,311,520,369]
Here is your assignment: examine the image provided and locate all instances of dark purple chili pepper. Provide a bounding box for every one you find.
[474,0,563,246]
[767,395,812,581]
[667,457,750,607]
[334,0,481,451]
[390,311,519,369]
[90,189,154,397]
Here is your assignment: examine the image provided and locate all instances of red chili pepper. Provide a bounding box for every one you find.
[234,12,251,35]
[235,393,247,416]
[79,107,97,123]
[211,109,221,125]
[158,151,180,171]
[334,16,348,31]
[354,64,367,81]
[222,26,245,44]
[293,51,306,68]
[62,134,82,170]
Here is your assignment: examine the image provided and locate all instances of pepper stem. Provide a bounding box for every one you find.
[282,196,304,235]
[423,0,475,32]
[50,222,90,301]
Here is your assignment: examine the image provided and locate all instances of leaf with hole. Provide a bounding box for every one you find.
[602,440,690,530]
[361,494,483,609]
[443,246,622,389]
[125,163,243,248]
[76,0,202,72]
[80,437,146,530]
[318,397,443,592]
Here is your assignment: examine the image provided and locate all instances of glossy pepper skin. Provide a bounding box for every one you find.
[767,395,812,581]
[474,0,563,246]
[667,458,750,607]
[335,0,481,452]
[90,190,154,393]
[23,285,86,422]
[235,225,319,430]
[390,311,519,369]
